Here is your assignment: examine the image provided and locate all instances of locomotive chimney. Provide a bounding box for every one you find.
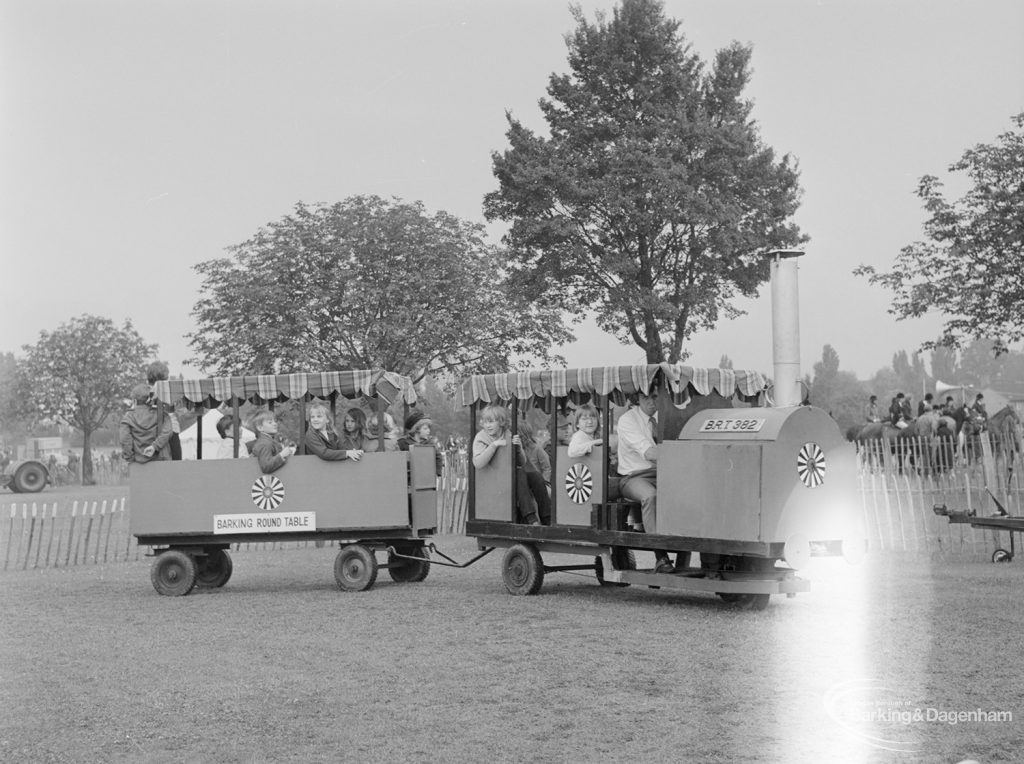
[767,249,805,408]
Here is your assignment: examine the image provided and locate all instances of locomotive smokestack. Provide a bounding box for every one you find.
[767,249,805,407]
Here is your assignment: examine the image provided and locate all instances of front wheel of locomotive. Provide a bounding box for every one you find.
[595,548,636,587]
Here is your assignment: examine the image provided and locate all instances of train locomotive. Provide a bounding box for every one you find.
[460,251,865,608]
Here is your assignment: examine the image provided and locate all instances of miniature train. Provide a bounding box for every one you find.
[129,251,863,607]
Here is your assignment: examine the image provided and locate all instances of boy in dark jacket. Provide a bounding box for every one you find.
[120,384,173,464]
[250,411,296,473]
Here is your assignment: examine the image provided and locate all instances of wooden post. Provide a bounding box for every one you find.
[102,500,114,562]
[4,505,16,570]
[467,404,477,522]
[44,503,57,568]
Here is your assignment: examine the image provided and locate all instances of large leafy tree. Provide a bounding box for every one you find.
[484,0,805,363]
[856,113,1024,356]
[189,196,567,379]
[20,316,156,485]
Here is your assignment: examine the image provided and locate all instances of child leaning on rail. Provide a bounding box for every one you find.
[119,384,173,464]
[250,411,296,473]
[304,402,364,462]
[472,404,543,525]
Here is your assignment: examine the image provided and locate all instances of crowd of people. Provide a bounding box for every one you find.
[865,390,989,433]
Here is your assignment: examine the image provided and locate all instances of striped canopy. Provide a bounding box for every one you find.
[152,369,417,409]
[457,364,768,408]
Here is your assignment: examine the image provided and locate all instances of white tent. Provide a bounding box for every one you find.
[178,409,254,460]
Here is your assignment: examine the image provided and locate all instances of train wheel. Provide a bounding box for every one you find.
[595,548,636,587]
[196,549,233,588]
[13,462,47,493]
[388,546,430,583]
[334,544,378,591]
[502,544,544,596]
[150,550,198,597]
[992,549,1013,563]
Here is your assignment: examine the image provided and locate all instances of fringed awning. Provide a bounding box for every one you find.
[457,364,768,408]
[152,369,417,409]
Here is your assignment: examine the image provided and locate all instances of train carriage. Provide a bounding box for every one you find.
[131,369,437,596]
[459,363,864,608]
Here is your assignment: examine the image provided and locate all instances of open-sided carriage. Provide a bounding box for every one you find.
[132,369,438,596]
[460,363,865,609]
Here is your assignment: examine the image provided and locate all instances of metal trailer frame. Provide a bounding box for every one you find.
[934,491,1024,563]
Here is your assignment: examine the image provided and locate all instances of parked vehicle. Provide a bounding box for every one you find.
[0,459,50,493]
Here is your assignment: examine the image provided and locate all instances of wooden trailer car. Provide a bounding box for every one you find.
[131,369,437,596]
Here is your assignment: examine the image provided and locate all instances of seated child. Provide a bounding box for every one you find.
[398,410,442,476]
[304,402,363,461]
[472,404,544,525]
[365,412,399,452]
[339,408,370,451]
[250,411,296,473]
[567,404,602,457]
[119,383,173,464]
[214,415,255,459]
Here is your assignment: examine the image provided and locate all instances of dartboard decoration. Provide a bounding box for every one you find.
[565,463,593,504]
[251,475,286,510]
[796,442,826,488]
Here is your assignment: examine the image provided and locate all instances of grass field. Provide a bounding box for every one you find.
[1,532,1021,763]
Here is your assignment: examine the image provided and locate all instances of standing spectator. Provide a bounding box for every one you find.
[917,393,934,417]
[889,392,911,429]
[864,395,882,423]
[146,361,182,460]
[120,383,173,464]
[66,450,80,482]
[970,393,988,427]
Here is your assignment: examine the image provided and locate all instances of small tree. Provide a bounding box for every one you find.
[856,113,1024,356]
[20,316,156,485]
[189,196,568,379]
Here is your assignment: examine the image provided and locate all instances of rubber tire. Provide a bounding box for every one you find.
[196,549,233,588]
[334,544,379,591]
[992,549,1013,563]
[151,550,198,597]
[501,543,544,596]
[595,549,636,587]
[13,462,47,493]
[388,546,430,583]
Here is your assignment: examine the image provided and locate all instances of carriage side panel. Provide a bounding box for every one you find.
[130,452,411,537]
[554,445,607,526]
[657,441,762,540]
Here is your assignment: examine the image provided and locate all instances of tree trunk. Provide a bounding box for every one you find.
[81,428,95,486]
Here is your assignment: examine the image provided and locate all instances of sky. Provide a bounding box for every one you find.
[2,0,1022,382]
